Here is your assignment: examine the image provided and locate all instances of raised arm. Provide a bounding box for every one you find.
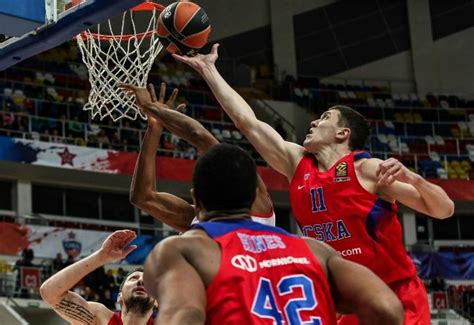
[143,237,206,325]
[122,83,273,217]
[144,83,219,154]
[305,238,404,325]
[173,44,305,179]
[127,85,195,232]
[40,230,137,324]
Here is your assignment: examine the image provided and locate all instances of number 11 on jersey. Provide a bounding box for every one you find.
[310,187,327,213]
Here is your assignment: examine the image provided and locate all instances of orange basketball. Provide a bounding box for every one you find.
[157,1,211,55]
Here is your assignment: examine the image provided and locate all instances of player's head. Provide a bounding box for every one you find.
[118,267,155,314]
[304,105,369,152]
[192,143,257,219]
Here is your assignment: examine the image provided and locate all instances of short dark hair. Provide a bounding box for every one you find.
[119,267,144,292]
[193,143,257,211]
[330,105,370,150]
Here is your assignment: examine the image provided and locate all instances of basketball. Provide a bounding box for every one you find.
[157,1,211,55]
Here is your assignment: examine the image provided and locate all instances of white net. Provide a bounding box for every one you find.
[76,4,164,121]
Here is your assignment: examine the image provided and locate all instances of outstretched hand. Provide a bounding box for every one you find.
[119,83,186,126]
[172,43,219,74]
[98,229,137,263]
[118,84,153,108]
[153,82,187,113]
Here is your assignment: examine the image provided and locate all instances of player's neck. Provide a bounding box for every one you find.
[314,145,351,172]
[201,209,252,222]
[121,309,152,325]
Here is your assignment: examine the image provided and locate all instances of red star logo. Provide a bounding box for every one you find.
[57,147,76,166]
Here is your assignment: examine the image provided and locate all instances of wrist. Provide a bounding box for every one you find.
[147,120,162,131]
[410,173,424,187]
[95,249,113,265]
[200,62,217,77]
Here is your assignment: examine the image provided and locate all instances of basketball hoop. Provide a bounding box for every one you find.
[75,1,165,121]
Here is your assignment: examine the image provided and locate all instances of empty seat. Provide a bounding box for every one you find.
[211,128,223,141]
[221,129,231,139]
[377,134,388,144]
[436,168,448,179]
[429,151,440,161]
[231,130,242,140]
[367,97,376,107]
[376,98,386,108]
[434,135,445,145]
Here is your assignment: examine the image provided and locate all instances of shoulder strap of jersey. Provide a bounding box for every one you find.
[354,150,372,161]
[107,312,122,325]
[290,152,317,185]
[191,219,293,239]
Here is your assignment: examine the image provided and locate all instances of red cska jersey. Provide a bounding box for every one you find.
[192,219,337,325]
[289,151,416,285]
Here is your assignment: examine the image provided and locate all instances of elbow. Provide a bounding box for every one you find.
[431,199,455,220]
[39,282,56,305]
[364,297,404,325]
[39,283,48,300]
[129,190,141,207]
[380,303,404,325]
[129,190,150,208]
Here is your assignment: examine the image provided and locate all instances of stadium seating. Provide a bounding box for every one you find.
[1,43,474,177]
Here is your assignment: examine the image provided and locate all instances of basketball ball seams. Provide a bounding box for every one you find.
[157,15,170,37]
[181,8,209,39]
[162,3,185,41]
[182,26,211,48]
[172,2,187,40]
[178,7,201,35]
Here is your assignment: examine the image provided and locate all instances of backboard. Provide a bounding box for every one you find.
[0,0,145,71]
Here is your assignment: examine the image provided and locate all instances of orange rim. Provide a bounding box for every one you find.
[77,1,165,41]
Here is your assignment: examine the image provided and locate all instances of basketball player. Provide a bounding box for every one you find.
[121,82,274,232]
[40,230,156,325]
[172,44,455,324]
[143,144,403,324]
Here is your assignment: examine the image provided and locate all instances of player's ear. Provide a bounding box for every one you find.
[117,292,123,305]
[336,127,350,142]
[190,188,200,210]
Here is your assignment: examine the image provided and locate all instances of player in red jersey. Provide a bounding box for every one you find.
[172,44,455,324]
[121,82,275,231]
[40,230,156,325]
[143,144,403,324]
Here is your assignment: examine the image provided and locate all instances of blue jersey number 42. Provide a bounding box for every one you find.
[251,275,322,324]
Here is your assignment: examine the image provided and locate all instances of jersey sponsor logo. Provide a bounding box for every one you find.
[334,161,351,182]
[231,255,311,273]
[302,219,351,242]
[237,233,286,254]
[231,255,258,272]
[338,247,362,257]
[163,7,172,19]
[297,185,305,190]
[259,256,310,269]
